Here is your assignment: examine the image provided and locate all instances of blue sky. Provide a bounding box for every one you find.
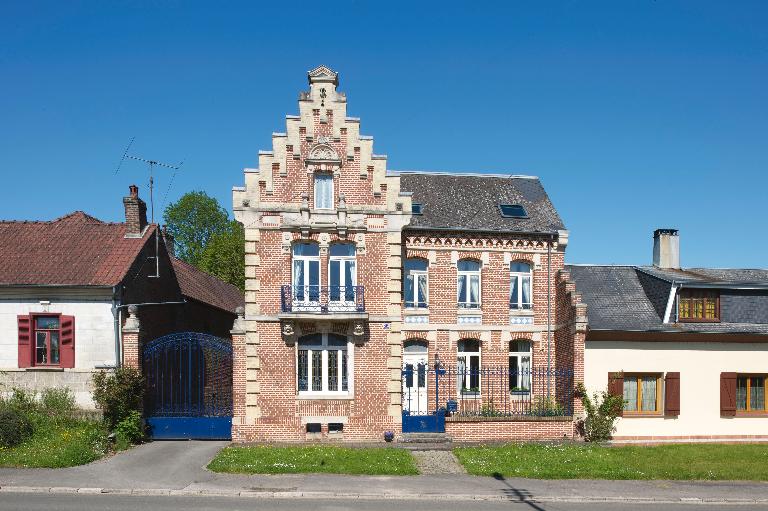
[1,1,766,267]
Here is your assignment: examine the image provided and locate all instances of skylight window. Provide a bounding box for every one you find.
[412,203,424,215]
[499,204,528,218]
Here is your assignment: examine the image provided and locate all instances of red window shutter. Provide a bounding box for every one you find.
[664,372,680,416]
[60,315,75,369]
[17,315,32,368]
[720,372,737,417]
[608,372,624,417]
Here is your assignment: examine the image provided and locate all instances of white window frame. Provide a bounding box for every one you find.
[457,340,481,395]
[508,340,532,393]
[297,333,353,398]
[314,173,334,210]
[404,259,429,309]
[510,262,533,310]
[292,243,321,310]
[457,260,481,309]
[328,243,357,306]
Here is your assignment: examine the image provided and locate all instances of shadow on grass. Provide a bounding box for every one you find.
[492,472,545,511]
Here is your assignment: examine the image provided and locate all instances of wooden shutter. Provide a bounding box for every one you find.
[664,372,680,416]
[60,315,75,369]
[720,372,737,417]
[608,372,624,417]
[17,315,32,368]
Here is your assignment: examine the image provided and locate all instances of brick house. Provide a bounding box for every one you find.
[0,185,243,407]
[231,66,584,442]
[571,229,768,442]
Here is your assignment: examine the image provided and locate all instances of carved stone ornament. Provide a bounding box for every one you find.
[353,322,365,337]
[308,143,339,161]
[282,321,296,345]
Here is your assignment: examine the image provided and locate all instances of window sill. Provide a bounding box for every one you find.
[735,411,768,417]
[509,309,534,316]
[622,412,664,418]
[403,308,429,315]
[457,308,482,315]
[24,367,65,372]
[297,394,353,401]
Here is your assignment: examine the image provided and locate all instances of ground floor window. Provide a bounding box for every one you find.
[737,375,766,412]
[297,333,349,395]
[457,339,480,394]
[623,373,662,413]
[508,340,531,393]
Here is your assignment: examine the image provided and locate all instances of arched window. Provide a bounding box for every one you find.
[329,243,356,304]
[297,333,349,394]
[292,242,320,308]
[314,173,334,209]
[510,262,532,310]
[457,339,481,393]
[404,258,428,309]
[457,260,481,309]
[509,340,531,393]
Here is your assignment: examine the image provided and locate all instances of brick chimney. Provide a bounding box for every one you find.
[123,185,148,237]
[653,229,680,269]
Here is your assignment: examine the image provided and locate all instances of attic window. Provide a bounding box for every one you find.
[499,204,528,218]
[412,203,423,215]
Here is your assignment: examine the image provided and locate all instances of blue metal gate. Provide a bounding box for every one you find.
[143,332,232,440]
[402,363,446,433]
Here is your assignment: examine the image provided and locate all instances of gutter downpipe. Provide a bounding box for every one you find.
[547,233,553,399]
[111,285,122,369]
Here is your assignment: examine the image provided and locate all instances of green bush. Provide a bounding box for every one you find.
[576,381,625,442]
[529,396,566,417]
[92,367,144,430]
[115,410,144,445]
[0,408,33,448]
[39,388,76,419]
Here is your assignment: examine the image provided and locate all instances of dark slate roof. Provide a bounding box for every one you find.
[397,172,564,234]
[171,257,244,314]
[639,266,768,285]
[567,264,768,335]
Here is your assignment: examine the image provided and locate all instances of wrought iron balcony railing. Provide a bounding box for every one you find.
[281,285,365,313]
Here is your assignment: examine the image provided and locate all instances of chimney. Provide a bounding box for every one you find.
[653,229,680,269]
[162,225,175,258]
[123,185,148,237]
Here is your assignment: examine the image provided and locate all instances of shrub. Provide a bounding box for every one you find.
[92,367,144,430]
[0,408,33,448]
[39,388,76,419]
[529,396,567,417]
[115,410,144,445]
[576,381,625,442]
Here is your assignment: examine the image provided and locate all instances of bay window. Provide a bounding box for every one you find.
[510,262,532,310]
[297,333,350,395]
[457,260,481,309]
[404,258,428,308]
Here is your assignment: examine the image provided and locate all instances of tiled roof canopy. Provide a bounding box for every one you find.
[171,257,244,314]
[398,172,565,234]
[0,212,154,287]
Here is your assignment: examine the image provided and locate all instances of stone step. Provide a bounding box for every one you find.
[400,433,453,444]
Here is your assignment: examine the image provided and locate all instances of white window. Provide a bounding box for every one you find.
[328,243,356,305]
[292,242,320,309]
[404,258,428,308]
[509,340,531,393]
[297,333,350,395]
[457,260,481,309]
[314,173,333,209]
[510,262,532,310]
[457,339,481,394]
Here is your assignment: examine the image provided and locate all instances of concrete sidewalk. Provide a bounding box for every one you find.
[2,441,768,505]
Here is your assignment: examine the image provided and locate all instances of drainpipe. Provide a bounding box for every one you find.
[547,234,553,399]
[112,285,122,368]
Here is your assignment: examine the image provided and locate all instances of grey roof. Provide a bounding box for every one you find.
[639,266,768,285]
[567,264,768,335]
[397,172,565,234]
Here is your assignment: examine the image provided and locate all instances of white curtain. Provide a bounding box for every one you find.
[417,274,427,306]
[293,260,304,300]
[623,378,637,411]
[521,275,531,307]
[521,355,531,390]
[315,174,332,209]
[641,376,657,411]
[469,275,480,306]
[457,275,467,303]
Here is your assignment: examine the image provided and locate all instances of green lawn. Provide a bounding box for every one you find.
[208,445,419,475]
[454,443,768,480]
[0,419,109,468]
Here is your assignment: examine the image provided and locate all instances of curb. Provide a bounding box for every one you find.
[2,486,768,504]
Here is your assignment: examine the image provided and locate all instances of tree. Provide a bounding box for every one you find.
[163,192,229,266]
[199,220,245,291]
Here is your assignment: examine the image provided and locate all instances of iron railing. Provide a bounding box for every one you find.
[402,365,574,418]
[281,285,365,313]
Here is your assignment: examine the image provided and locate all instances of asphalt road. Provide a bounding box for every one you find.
[1,494,767,511]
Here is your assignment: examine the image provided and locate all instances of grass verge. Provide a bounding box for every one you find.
[0,418,109,468]
[454,442,768,480]
[208,445,419,475]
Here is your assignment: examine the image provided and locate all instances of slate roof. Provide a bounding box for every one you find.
[0,212,155,287]
[567,264,768,335]
[397,172,565,234]
[639,266,768,285]
[171,257,244,314]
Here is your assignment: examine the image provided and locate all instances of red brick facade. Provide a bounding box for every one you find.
[231,66,584,443]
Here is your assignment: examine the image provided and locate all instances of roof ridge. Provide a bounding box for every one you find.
[0,211,112,225]
[391,170,539,180]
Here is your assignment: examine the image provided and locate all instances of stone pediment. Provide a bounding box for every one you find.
[308,65,339,86]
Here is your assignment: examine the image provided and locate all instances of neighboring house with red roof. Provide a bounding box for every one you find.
[0,186,244,407]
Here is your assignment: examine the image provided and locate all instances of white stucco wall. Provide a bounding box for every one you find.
[0,289,116,408]
[585,340,768,438]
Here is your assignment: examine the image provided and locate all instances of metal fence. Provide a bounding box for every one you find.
[402,365,574,419]
[281,285,365,313]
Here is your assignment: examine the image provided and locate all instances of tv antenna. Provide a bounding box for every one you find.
[116,143,184,278]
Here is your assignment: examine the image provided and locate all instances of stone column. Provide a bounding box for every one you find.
[122,304,141,369]
[230,306,247,442]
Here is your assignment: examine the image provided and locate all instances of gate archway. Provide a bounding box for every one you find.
[142,332,232,440]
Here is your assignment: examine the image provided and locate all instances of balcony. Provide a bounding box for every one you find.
[281,285,365,314]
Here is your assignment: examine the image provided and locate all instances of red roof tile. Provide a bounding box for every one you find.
[170,257,244,314]
[0,211,155,287]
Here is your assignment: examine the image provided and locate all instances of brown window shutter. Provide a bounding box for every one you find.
[720,372,737,417]
[664,372,680,416]
[60,315,76,369]
[608,372,624,417]
[17,315,32,368]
